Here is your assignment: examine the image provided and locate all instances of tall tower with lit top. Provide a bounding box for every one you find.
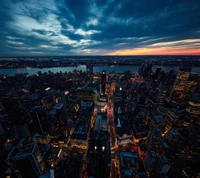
[101,70,106,94]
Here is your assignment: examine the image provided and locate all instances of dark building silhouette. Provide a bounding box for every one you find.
[54,155,83,178]
[155,66,161,79]
[86,139,111,178]
[6,143,44,178]
[28,105,49,135]
[101,70,106,94]
[2,100,23,121]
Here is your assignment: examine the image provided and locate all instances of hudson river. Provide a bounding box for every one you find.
[0,65,199,76]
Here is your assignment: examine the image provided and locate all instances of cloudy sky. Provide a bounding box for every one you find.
[0,0,200,56]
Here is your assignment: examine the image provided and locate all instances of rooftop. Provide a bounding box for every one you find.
[120,152,147,178]
[81,101,93,107]
[93,114,108,132]
[7,142,36,159]
[53,102,63,110]
[33,134,50,140]
[71,116,91,139]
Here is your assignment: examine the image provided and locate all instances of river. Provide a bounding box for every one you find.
[0,65,199,76]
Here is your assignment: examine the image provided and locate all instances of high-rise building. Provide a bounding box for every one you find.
[156,83,168,105]
[86,63,93,73]
[138,64,152,78]
[146,127,163,154]
[144,152,176,178]
[86,140,111,178]
[184,94,200,125]
[28,105,49,135]
[155,66,161,79]
[0,113,14,135]
[70,115,91,149]
[170,67,191,100]
[0,114,7,135]
[54,155,83,178]
[184,80,200,124]
[0,123,4,135]
[165,108,184,129]
[6,143,44,178]
[101,70,107,94]
[165,129,186,153]
[187,123,200,153]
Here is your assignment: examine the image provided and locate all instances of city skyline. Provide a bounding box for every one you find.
[0,0,200,56]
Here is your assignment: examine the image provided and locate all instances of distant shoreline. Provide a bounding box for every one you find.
[0,64,200,69]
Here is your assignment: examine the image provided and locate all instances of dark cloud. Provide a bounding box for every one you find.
[0,0,200,56]
[64,0,91,25]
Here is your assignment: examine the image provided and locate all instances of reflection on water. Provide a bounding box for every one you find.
[0,66,86,76]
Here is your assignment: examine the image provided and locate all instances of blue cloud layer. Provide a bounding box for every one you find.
[0,0,200,56]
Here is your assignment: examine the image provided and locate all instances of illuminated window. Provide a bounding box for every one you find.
[102,146,105,152]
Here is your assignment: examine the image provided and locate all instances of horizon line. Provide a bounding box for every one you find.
[1,54,200,58]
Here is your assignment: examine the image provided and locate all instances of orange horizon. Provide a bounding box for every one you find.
[104,47,200,56]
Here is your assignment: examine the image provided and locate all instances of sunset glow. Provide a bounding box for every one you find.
[105,47,200,56]
[0,0,199,56]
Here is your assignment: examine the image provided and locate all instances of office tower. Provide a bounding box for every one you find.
[146,127,163,154]
[76,87,94,101]
[170,67,191,100]
[0,112,7,135]
[165,129,186,153]
[70,115,91,149]
[155,66,161,79]
[101,70,106,94]
[156,83,168,105]
[86,63,93,73]
[144,152,177,178]
[153,156,173,178]
[139,64,152,78]
[120,152,147,178]
[54,155,83,178]
[87,111,111,178]
[184,94,200,124]
[63,91,69,117]
[86,140,111,178]
[165,108,184,130]
[184,80,200,124]
[28,105,49,135]
[6,143,44,178]
[0,123,4,135]
[187,123,200,153]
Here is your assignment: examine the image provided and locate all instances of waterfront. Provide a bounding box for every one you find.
[0,65,199,76]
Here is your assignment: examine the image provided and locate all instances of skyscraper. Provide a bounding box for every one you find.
[101,70,106,94]
[170,67,191,100]
[28,105,49,135]
[156,83,168,105]
[146,127,163,154]
[184,94,200,124]
[6,143,44,178]
[155,66,161,79]
[86,140,111,178]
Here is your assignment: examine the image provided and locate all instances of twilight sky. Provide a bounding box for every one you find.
[0,0,200,56]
